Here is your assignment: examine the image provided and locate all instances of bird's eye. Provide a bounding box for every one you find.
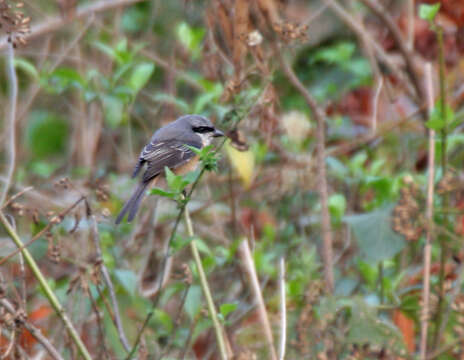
[193,126,214,133]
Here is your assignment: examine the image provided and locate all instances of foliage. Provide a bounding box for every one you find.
[1,0,464,359]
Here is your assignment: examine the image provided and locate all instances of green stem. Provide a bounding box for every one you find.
[433,25,449,349]
[378,262,384,304]
[0,211,92,360]
[184,203,229,360]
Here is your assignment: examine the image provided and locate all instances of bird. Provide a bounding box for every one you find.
[115,115,224,224]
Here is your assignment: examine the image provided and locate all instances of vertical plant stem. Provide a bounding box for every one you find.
[238,239,278,360]
[0,211,92,360]
[278,257,287,360]
[378,262,384,304]
[0,43,18,206]
[420,63,435,360]
[433,25,449,349]
[184,204,229,360]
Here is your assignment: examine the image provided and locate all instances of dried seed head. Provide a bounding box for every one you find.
[0,0,30,47]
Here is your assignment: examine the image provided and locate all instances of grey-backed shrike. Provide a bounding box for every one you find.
[115,115,224,224]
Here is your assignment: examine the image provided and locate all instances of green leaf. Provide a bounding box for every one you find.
[348,298,406,354]
[344,205,405,263]
[219,303,237,318]
[311,42,355,65]
[128,62,155,93]
[14,58,39,80]
[176,22,205,58]
[185,285,202,320]
[171,235,195,253]
[114,269,137,296]
[93,41,117,60]
[45,67,85,94]
[328,193,346,220]
[165,166,184,193]
[25,111,69,158]
[101,95,125,128]
[425,100,454,131]
[419,3,440,22]
[149,188,176,198]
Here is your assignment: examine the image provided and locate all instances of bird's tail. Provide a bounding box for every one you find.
[115,181,150,224]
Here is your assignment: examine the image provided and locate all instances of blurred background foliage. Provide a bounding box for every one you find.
[1,0,464,359]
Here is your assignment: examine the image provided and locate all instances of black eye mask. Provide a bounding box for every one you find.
[193,126,214,134]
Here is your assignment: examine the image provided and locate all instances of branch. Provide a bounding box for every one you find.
[278,257,287,360]
[0,298,63,360]
[419,63,435,360]
[359,0,425,106]
[184,202,230,360]
[0,43,18,206]
[277,48,334,292]
[0,211,92,360]
[0,0,146,51]
[238,239,277,360]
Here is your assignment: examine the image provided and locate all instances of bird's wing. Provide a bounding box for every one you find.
[141,139,202,183]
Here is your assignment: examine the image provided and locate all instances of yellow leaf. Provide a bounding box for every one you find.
[225,140,255,188]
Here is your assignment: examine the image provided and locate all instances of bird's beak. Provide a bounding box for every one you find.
[213,128,224,137]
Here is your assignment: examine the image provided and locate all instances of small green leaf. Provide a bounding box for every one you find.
[128,62,155,93]
[425,117,445,131]
[193,238,212,256]
[348,298,405,352]
[101,95,124,128]
[426,100,454,131]
[149,188,176,198]
[171,235,195,253]
[219,303,237,318]
[114,269,137,296]
[165,166,183,192]
[14,58,39,80]
[328,193,346,220]
[419,3,440,22]
[344,205,405,264]
[185,285,202,320]
[176,22,205,58]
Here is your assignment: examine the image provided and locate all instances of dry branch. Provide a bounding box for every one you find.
[278,48,334,293]
[0,0,146,50]
[0,44,18,206]
[0,298,63,360]
[420,63,435,360]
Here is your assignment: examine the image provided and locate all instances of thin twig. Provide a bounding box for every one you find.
[278,257,286,360]
[0,0,146,50]
[238,239,277,360]
[185,203,230,360]
[0,43,18,206]
[278,46,334,292]
[90,213,131,352]
[0,298,63,360]
[1,187,33,210]
[0,196,86,266]
[0,211,92,360]
[359,0,425,106]
[322,0,415,98]
[419,63,435,360]
[371,77,383,134]
[406,0,415,50]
